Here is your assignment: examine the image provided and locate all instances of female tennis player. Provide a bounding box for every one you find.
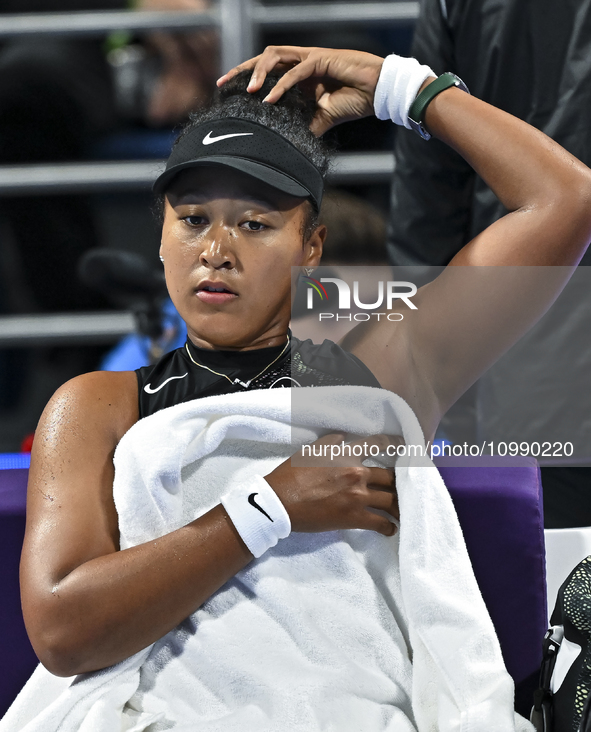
[10,45,591,730]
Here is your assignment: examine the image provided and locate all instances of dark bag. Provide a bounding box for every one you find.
[531,556,591,731]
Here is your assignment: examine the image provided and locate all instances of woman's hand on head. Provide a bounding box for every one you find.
[265,432,400,536]
[217,46,384,136]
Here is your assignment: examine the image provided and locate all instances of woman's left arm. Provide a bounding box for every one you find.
[349,70,591,419]
[220,47,591,424]
[382,79,591,419]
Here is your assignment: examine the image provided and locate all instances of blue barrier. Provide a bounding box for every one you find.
[0,454,31,470]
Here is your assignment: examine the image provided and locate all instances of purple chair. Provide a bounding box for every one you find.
[436,455,546,717]
[0,458,546,718]
[0,468,38,718]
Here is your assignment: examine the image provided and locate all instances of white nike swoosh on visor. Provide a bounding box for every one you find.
[202,131,254,145]
[144,373,188,394]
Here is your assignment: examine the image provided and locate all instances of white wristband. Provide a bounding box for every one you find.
[373,54,435,129]
[221,475,291,558]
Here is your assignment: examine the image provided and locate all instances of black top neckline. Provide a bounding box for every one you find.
[136,334,381,419]
[184,334,290,376]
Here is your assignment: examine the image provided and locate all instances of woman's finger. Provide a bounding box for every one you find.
[247,46,310,92]
[357,510,397,537]
[262,57,327,104]
[365,487,399,520]
[309,87,361,136]
[367,466,396,487]
[217,46,308,90]
[216,55,261,87]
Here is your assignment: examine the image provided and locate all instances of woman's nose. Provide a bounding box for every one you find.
[198,226,236,269]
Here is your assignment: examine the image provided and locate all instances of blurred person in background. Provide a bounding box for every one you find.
[387,0,591,528]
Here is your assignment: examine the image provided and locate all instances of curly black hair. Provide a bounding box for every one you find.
[156,70,331,241]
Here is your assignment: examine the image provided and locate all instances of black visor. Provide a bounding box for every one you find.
[153,118,324,210]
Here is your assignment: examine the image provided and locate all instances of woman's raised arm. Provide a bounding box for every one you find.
[220,46,591,265]
[223,47,591,428]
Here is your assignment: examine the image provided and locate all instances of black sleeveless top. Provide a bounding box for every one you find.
[135,334,380,420]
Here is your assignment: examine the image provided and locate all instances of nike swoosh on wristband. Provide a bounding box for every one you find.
[202,131,254,145]
[144,373,188,394]
[248,492,274,522]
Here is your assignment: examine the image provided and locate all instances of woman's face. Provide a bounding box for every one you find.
[161,165,325,350]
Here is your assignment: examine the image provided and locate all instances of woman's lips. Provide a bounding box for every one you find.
[196,290,237,304]
[195,284,238,305]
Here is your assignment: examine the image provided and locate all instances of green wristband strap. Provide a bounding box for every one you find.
[408,72,470,140]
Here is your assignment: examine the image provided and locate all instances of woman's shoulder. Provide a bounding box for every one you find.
[45,369,139,446]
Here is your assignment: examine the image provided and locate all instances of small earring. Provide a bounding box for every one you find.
[303,267,314,276]
[159,255,165,263]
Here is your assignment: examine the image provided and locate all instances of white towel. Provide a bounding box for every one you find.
[1,386,533,732]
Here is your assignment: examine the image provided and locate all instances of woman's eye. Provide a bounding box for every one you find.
[183,215,207,226]
[243,220,266,231]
